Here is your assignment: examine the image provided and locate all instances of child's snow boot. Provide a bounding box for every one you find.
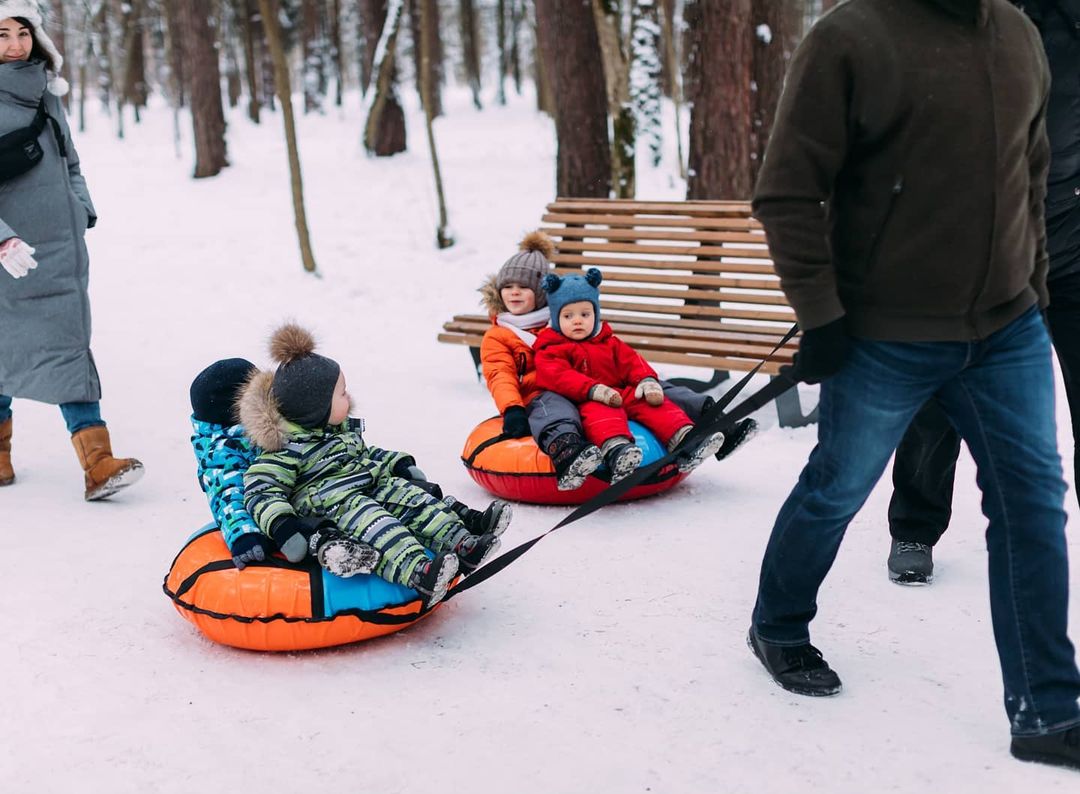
[309,528,380,578]
[668,425,725,474]
[547,432,603,491]
[0,418,13,486]
[601,437,643,484]
[70,425,144,501]
[408,552,460,607]
[715,418,758,461]
[444,495,513,536]
[455,532,502,574]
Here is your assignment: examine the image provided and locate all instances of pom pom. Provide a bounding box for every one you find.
[47,75,69,97]
[519,231,555,259]
[269,323,316,365]
[585,268,603,287]
[542,273,562,294]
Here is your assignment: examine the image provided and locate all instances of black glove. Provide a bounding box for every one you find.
[502,405,530,438]
[230,533,272,570]
[392,456,424,480]
[790,317,851,385]
[270,515,318,563]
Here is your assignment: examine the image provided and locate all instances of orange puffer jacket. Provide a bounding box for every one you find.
[480,321,544,415]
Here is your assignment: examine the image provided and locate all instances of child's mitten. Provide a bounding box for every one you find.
[589,384,623,407]
[634,378,664,406]
[269,515,317,563]
[230,533,272,570]
[502,405,530,437]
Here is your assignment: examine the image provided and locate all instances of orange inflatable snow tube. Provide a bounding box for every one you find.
[462,416,687,505]
[164,527,446,652]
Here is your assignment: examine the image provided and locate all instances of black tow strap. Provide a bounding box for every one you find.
[443,324,801,601]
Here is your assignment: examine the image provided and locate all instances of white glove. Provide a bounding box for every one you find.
[589,384,623,407]
[0,238,37,279]
[634,378,664,406]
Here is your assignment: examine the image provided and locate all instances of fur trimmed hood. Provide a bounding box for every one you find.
[0,2,69,95]
[237,370,290,452]
[479,275,506,316]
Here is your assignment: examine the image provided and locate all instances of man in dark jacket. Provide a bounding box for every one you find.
[886,0,1080,586]
[747,0,1080,769]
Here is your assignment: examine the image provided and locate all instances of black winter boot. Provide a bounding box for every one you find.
[408,552,460,607]
[309,529,380,578]
[546,432,603,491]
[444,495,513,536]
[747,629,842,697]
[455,532,502,574]
[1010,726,1080,771]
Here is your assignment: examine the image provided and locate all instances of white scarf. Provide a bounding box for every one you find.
[496,308,549,346]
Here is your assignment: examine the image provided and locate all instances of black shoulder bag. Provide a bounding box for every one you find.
[0,98,66,181]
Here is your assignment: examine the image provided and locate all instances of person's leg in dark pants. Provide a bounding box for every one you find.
[1047,272,1080,512]
[886,399,963,583]
[934,308,1080,746]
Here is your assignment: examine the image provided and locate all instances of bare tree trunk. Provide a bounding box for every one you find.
[302,0,326,112]
[496,0,508,105]
[221,0,243,108]
[419,0,452,248]
[686,0,753,199]
[659,0,686,178]
[164,0,186,107]
[751,0,803,185]
[363,0,407,156]
[237,0,262,122]
[540,0,610,197]
[460,0,482,109]
[330,0,345,106]
[174,0,229,178]
[257,0,318,273]
[820,0,839,10]
[509,0,523,95]
[592,0,633,198]
[532,1,557,117]
[408,0,442,117]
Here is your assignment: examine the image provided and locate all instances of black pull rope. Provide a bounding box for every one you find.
[443,323,801,601]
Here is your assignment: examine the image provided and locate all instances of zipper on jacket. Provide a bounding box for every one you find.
[864,176,904,275]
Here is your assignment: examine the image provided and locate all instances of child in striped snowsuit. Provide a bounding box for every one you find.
[238,324,506,607]
[190,357,509,576]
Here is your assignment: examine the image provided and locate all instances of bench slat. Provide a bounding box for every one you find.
[551,268,782,291]
[549,199,753,217]
[600,299,796,323]
[595,284,792,306]
[542,212,764,231]
[542,225,770,246]
[553,239,772,258]
[552,254,778,275]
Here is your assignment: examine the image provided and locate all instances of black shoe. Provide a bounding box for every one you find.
[447,496,513,537]
[747,629,843,697]
[1010,726,1080,771]
[455,532,502,574]
[602,440,643,484]
[309,530,380,578]
[715,418,758,461]
[887,539,934,585]
[408,552,460,608]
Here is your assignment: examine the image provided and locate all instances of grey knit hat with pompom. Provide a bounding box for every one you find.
[495,231,556,309]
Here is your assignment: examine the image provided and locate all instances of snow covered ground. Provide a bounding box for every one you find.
[2,89,1078,793]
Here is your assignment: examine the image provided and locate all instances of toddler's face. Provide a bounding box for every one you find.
[328,372,351,425]
[500,283,537,315]
[558,301,595,341]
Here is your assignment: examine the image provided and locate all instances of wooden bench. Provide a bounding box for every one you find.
[438,198,816,427]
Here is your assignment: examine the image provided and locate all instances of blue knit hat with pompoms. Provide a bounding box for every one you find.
[543,268,603,336]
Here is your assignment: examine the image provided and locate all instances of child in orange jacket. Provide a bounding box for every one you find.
[480,232,604,490]
[534,269,726,483]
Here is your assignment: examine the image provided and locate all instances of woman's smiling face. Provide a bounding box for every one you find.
[0,19,32,64]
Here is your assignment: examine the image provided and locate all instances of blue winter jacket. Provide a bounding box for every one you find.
[190,418,264,551]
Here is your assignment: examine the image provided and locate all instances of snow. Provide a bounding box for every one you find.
[2,88,1078,793]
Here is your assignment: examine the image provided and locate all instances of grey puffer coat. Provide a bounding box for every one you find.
[0,59,99,404]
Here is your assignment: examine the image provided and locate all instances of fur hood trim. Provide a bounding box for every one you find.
[237,370,288,452]
[479,275,505,316]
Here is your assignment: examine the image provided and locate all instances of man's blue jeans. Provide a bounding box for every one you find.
[0,394,105,434]
[751,307,1080,735]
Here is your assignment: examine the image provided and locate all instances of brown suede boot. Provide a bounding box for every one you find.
[71,425,144,501]
[0,417,13,486]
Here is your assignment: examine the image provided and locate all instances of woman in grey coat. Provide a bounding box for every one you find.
[0,4,141,500]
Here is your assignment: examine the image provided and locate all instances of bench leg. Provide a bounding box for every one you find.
[470,346,483,381]
[773,376,819,428]
[666,369,730,393]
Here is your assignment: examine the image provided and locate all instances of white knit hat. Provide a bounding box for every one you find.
[0,1,68,96]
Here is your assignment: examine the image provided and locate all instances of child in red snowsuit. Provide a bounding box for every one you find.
[533,268,725,483]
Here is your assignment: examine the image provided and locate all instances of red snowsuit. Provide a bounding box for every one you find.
[533,322,692,447]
